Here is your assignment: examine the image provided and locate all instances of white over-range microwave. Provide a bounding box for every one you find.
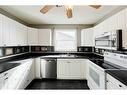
[95,30,122,50]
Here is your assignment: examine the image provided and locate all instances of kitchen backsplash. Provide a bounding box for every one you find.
[77,46,94,52]
[30,46,54,52]
[0,45,127,58]
[0,46,29,57]
[94,47,127,56]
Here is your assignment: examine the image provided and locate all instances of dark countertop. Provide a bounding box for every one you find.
[106,70,127,86]
[0,52,103,74]
[0,62,21,73]
[90,60,125,69]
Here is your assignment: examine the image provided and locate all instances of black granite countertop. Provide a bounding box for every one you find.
[0,62,21,73]
[0,52,103,74]
[106,70,127,86]
[4,52,103,61]
[89,60,125,70]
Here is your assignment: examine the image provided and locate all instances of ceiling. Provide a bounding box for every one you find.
[0,5,120,24]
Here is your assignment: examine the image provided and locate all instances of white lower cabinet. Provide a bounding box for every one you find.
[57,59,87,79]
[17,59,35,89]
[106,73,127,90]
[2,59,34,89]
[34,57,41,79]
[0,67,16,89]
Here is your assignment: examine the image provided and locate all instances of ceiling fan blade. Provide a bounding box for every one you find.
[40,5,54,14]
[89,5,101,9]
[66,7,73,18]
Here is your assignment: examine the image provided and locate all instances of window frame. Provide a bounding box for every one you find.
[54,28,77,51]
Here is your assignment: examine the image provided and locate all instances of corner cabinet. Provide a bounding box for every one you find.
[38,29,52,46]
[57,59,87,79]
[81,28,94,46]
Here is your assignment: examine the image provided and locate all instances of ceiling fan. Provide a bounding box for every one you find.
[40,5,101,18]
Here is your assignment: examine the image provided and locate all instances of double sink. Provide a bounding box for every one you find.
[42,54,78,58]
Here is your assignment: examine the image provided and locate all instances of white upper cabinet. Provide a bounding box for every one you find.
[81,28,94,46]
[2,15,11,46]
[123,8,127,49]
[38,29,52,46]
[9,19,17,46]
[94,8,127,49]
[116,9,126,29]
[1,14,28,46]
[0,14,2,46]
[28,27,38,45]
[20,24,28,46]
[15,22,28,46]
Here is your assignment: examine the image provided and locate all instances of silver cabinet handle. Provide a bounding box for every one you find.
[67,61,70,63]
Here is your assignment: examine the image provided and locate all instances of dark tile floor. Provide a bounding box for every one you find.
[26,79,89,90]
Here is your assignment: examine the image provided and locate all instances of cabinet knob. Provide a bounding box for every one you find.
[119,85,122,87]
[5,77,8,80]
[4,73,8,76]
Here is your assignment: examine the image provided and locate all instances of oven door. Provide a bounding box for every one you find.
[88,60,105,89]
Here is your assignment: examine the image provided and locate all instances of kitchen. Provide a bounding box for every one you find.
[0,5,127,90]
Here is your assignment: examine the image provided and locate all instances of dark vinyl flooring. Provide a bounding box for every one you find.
[26,79,89,90]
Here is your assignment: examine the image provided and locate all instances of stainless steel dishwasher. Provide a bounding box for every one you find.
[40,58,57,79]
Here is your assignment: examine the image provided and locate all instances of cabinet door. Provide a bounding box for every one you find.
[0,76,4,89]
[21,25,28,45]
[57,59,86,79]
[9,19,17,46]
[69,60,81,79]
[21,60,34,89]
[123,8,127,49]
[0,14,2,46]
[15,22,27,46]
[116,9,126,29]
[57,59,69,79]
[28,27,38,45]
[81,28,94,46]
[35,58,41,79]
[38,29,52,46]
[2,15,11,46]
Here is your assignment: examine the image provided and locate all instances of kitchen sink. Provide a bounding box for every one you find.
[42,54,77,58]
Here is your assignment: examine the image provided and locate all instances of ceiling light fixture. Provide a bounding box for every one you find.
[65,5,73,18]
